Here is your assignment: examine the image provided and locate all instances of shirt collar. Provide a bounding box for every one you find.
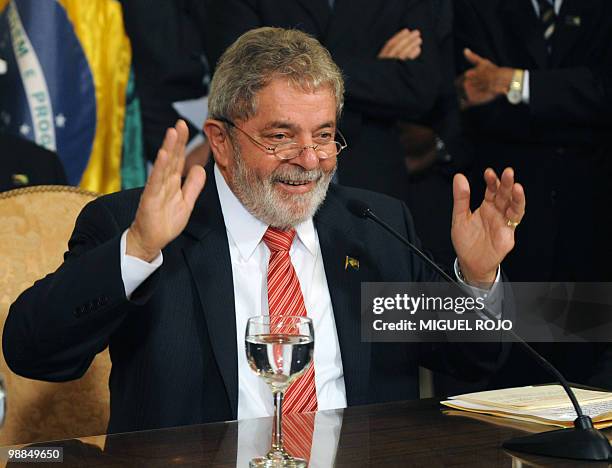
[214,165,317,260]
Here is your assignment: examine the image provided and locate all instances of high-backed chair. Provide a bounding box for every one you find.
[0,185,111,446]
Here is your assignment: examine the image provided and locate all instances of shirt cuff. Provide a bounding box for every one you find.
[120,229,163,299]
[454,258,502,319]
[521,70,530,104]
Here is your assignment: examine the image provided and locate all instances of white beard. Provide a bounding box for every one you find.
[229,146,336,229]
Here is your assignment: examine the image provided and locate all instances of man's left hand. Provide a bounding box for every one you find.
[378,28,422,61]
[459,49,514,108]
[451,167,525,288]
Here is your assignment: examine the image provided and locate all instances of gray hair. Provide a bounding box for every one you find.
[208,27,344,122]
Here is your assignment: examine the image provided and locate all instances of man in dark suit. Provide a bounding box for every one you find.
[455,0,612,282]
[0,132,67,192]
[452,0,612,390]
[205,0,443,200]
[3,28,525,434]
[119,0,210,171]
[400,0,473,269]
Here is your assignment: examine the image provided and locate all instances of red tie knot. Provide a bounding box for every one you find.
[263,227,296,252]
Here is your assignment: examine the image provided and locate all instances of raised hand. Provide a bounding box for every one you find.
[451,168,525,288]
[378,28,422,61]
[458,48,513,107]
[127,120,206,262]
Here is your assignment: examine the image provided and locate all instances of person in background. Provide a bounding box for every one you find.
[0,61,67,192]
[452,0,612,391]
[120,0,211,174]
[399,0,471,269]
[0,132,67,193]
[204,0,443,202]
[4,28,525,434]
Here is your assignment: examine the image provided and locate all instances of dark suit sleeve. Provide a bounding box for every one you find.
[424,0,473,172]
[121,0,209,162]
[205,0,440,122]
[204,0,261,71]
[51,155,68,185]
[2,199,158,382]
[529,66,612,125]
[332,0,441,121]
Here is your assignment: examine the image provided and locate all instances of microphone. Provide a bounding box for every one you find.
[347,200,458,284]
[348,199,612,461]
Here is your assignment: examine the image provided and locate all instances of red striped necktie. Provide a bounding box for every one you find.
[262,227,318,415]
[283,412,316,462]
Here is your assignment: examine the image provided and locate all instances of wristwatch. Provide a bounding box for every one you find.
[506,69,525,105]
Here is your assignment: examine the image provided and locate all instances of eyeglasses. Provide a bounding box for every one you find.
[218,117,348,160]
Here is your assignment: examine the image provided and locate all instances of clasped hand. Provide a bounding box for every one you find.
[378,28,423,61]
[457,48,515,108]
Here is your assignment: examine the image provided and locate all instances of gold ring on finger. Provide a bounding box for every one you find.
[506,219,520,229]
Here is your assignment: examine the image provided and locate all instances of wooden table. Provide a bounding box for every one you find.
[3,399,611,467]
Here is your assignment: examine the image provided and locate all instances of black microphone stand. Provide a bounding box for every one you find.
[352,201,612,461]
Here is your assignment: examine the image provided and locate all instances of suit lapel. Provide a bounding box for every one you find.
[549,0,591,67]
[182,167,238,417]
[178,169,375,412]
[502,0,549,69]
[295,0,332,37]
[315,189,371,405]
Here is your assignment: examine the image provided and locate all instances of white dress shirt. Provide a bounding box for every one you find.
[530,0,563,18]
[214,165,347,419]
[523,0,564,103]
[119,166,501,420]
[120,166,347,419]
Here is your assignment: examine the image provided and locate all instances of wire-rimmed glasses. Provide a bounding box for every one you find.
[219,117,348,161]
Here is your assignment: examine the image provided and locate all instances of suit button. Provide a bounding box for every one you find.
[551,190,557,204]
[556,147,566,156]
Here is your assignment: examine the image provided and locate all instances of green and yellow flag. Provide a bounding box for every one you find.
[0,0,146,193]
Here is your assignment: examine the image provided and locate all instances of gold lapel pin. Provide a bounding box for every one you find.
[12,174,29,186]
[344,256,360,271]
[565,15,581,27]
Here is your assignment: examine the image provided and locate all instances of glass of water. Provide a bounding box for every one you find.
[245,315,314,468]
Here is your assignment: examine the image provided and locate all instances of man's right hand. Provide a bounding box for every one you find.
[457,49,514,108]
[378,28,422,61]
[127,120,206,262]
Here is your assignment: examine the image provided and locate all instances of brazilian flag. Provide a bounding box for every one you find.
[0,0,146,193]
